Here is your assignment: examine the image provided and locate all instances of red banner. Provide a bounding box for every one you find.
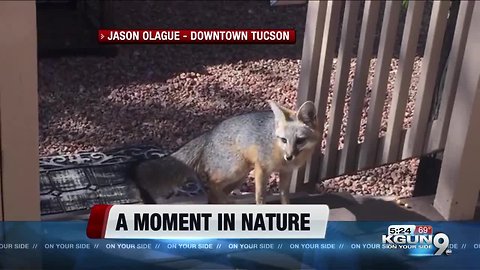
[98,29,296,44]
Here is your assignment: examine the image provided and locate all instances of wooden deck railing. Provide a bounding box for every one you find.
[293,1,474,196]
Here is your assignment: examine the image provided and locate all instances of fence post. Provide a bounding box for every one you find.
[0,1,40,221]
[290,0,327,192]
[0,2,42,269]
[433,1,480,220]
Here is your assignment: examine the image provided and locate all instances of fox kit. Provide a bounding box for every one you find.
[132,100,320,204]
[133,155,202,203]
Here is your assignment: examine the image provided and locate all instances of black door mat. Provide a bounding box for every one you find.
[40,146,206,221]
[36,0,118,58]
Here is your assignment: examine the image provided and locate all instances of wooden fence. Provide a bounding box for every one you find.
[292,1,475,194]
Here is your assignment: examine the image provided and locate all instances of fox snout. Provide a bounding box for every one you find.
[281,140,316,162]
[283,143,298,161]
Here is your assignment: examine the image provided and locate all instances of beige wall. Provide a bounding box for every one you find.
[0,1,40,221]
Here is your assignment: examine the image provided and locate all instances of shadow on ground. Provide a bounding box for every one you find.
[271,193,432,221]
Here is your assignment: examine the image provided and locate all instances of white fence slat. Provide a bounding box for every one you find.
[359,1,402,170]
[304,0,343,184]
[402,1,450,158]
[291,0,328,191]
[322,1,361,179]
[339,1,381,174]
[426,1,475,153]
[381,0,425,164]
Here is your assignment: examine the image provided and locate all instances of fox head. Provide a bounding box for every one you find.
[268,100,320,162]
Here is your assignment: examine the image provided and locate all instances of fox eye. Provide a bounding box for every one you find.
[296,137,306,145]
[279,137,287,144]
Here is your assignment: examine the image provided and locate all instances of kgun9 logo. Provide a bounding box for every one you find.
[382,228,451,256]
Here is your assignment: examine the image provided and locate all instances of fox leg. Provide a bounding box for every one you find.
[207,179,234,204]
[223,180,243,195]
[207,187,233,204]
[254,164,269,204]
[279,171,292,204]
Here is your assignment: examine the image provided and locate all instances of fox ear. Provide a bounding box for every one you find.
[296,101,317,127]
[268,100,293,123]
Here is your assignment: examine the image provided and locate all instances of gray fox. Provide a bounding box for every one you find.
[132,100,320,204]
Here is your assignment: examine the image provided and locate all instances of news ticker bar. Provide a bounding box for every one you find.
[87,204,329,239]
[2,222,480,269]
[97,29,296,44]
[0,240,476,253]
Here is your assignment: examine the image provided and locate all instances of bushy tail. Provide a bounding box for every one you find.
[127,155,162,204]
[170,132,209,172]
[129,133,208,203]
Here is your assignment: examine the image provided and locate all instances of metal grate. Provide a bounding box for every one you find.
[39,146,206,220]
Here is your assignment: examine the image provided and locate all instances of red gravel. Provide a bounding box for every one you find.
[39,1,425,199]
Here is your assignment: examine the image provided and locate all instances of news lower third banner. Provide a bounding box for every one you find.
[86,205,329,239]
[97,29,297,44]
[0,205,479,269]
